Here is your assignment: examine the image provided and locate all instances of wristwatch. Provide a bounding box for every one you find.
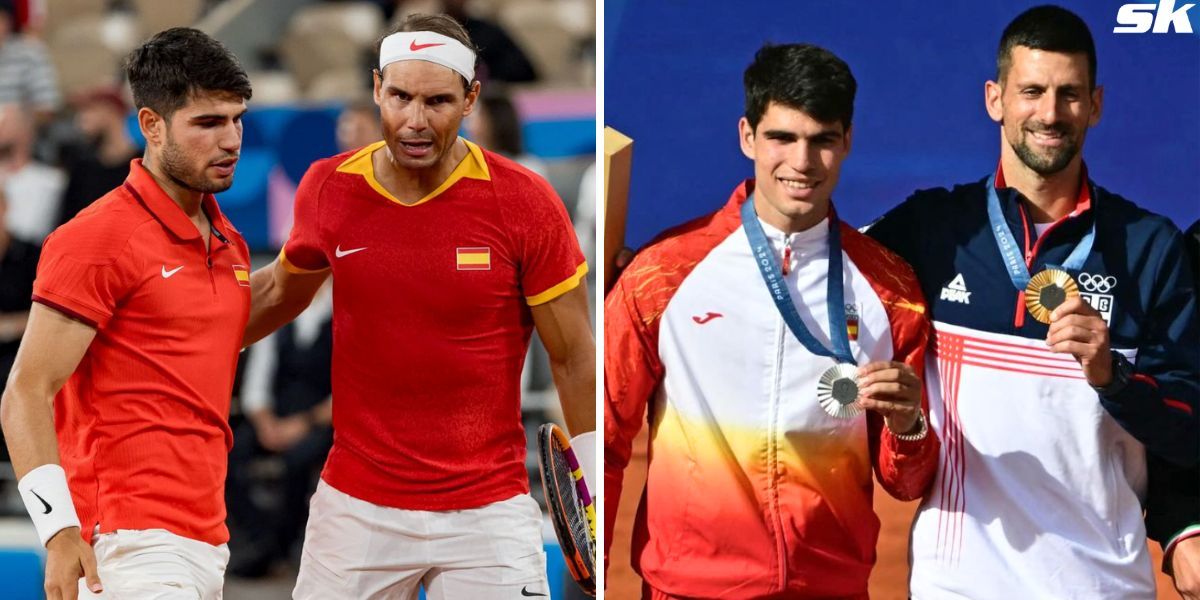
[888,411,928,442]
[1092,350,1134,398]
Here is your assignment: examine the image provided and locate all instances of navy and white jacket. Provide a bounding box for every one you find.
[867,168,1198,599]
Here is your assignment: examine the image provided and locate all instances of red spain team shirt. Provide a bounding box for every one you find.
[32,160,251,545]
[282,139,587,510]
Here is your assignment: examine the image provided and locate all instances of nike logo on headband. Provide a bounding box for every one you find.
[410,40,445,51]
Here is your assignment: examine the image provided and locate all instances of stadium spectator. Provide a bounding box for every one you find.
[0,187,38,459]
[442,0,538,82]
[56,86,140,226]
[465,87,546,176]
[0,102,64,243]
[335,97,381,152]
[0,0,59,124]
[226,282,333,579]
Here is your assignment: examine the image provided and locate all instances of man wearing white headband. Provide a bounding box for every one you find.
[243,13,596,599]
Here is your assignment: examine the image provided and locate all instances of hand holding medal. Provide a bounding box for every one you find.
[1044,296,1114,386]
[1025,268,1080,324]
[856,361,924,435]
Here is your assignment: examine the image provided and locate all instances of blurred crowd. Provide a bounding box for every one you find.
[0,0,596,586]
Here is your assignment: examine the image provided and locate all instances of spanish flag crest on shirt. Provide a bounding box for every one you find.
[456,247,491,270]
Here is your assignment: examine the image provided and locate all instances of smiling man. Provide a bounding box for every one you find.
[865,6,1199,598]
[243,13,595,599]
[0,28,251,600]
[604,44,938,599]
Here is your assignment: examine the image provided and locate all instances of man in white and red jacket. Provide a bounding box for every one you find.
[604,43,939,599]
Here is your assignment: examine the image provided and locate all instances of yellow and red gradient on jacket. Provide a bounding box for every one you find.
[605,180,937,598]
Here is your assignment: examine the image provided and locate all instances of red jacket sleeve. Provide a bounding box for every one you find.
[842,223,940,501]
[867,308,939,501]
[602,268,664,565]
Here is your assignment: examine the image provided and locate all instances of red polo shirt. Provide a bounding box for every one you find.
[281,140,587,510]
[32,159,251,545]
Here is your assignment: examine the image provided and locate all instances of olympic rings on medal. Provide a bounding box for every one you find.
[1077,273,1116,293]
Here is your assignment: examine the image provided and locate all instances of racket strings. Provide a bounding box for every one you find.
[551,446,593,554]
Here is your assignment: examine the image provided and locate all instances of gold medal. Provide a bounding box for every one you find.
[817,363,862,419]
[1024,268,1079,324]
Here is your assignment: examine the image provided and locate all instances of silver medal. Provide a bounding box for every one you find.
[817,363,862,419]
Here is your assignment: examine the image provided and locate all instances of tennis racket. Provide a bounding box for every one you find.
[537,423,596,596]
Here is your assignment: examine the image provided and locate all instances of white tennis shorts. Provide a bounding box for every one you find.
[294,479,550,599]
[77,527,229,599]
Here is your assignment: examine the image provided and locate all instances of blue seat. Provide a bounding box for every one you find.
[523,119,596,159]
[243,107,302,150]
[276,108,341,184]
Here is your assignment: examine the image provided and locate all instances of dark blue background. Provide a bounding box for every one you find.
[605,1,1200,248]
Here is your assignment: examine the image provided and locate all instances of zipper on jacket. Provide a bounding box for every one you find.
[769,304,787,590]
[769,230,796,590]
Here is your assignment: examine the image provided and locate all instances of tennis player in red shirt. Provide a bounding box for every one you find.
[0,29,251,600]
[244,14,596,599]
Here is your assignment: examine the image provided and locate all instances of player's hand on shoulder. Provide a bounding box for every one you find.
[44,526,101,600]
[856,361,922,435]
[1045,296,1112,386]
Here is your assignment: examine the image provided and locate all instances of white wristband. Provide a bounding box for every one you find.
[570,431,598,498]
[17,464,82,547]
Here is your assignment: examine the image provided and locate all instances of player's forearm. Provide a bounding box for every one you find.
[1,381,64,478]
[870,410,939,501]
[244,264,310,348]
[1099,376,1198,468]
[550,343,596,435]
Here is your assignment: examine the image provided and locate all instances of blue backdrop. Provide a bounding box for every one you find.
[605,0,1200,249]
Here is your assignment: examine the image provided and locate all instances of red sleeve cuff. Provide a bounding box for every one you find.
[32,293,105,328]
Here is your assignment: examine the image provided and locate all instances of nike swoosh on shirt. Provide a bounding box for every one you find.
[409,40,445,51]
[519,587,547,597]
[161,265,183,278]
[31,490,51,514]
[335,246,367,258]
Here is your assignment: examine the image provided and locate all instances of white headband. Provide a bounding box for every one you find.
[379,31,476,83]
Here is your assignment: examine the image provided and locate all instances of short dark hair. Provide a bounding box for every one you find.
[374,13,479,93]
[124,28,252,119]
[998,5,1096,89]
[743,43,856,131]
